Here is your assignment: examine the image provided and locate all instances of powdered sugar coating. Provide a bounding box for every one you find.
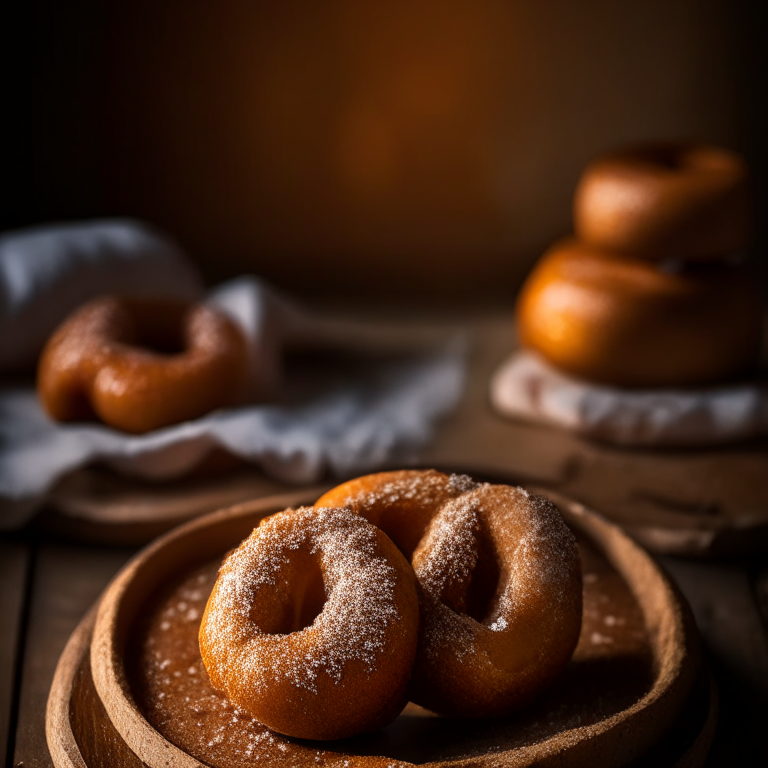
[205,508,395,689]
[199,506,420,740]
[131,530,650,768]
[447,473,480,494]
[411,484,582,716]
[315,470,474,559]
[316,470,583,718]
[335,470,456,514]
[415,496,483,604]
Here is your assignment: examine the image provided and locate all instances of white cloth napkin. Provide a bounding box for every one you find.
[490,350,768,447]
[0,222,466,527]
[0,219,204,369]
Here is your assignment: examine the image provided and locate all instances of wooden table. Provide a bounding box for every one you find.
[2,314,768,766]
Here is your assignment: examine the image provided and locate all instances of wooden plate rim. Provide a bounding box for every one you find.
[45,615,717,768]
[45,605,96,768]
[45,602,717,768]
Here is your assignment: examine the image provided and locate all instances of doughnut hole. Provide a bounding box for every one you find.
[122,299,188,355]
[412,503,501,623]
[464,522,502,624]
[255,550,326,635]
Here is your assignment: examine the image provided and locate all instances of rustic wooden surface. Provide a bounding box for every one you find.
[3,521,768,766]
[10,543,134,768]
[422,317,768,556]
[661,557,768,765]
[34,315,768,556]
[2,312,768,765]
[0,540,28,766]
[10,498,767,767]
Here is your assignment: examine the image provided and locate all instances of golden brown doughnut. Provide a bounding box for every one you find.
[199,506,420,740]
[573,141,751,261]
[516,238,763,388]
[37,295,249,433]
[315,470,582,717]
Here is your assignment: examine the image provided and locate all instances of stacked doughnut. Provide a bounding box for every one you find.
[199,470,583,740]
[516,142,763,388]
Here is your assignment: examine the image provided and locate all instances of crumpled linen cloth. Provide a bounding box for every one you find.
[0,219,204,369]
[490,350,768,447]
[0,221,466,527]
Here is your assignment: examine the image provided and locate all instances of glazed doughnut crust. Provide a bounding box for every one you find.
[199,507,420,740]
[316,470,583,717]
[573,142,751,260]
[37,295,249,433]
[515,238,763,388]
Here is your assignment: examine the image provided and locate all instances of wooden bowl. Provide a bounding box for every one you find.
[46,599,716,768]
[50,486,712,767]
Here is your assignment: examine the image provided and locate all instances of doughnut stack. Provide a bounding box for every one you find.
[516,142,763,388]
[199,470,583,741]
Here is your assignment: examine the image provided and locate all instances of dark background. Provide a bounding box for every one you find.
[2,0,765,305]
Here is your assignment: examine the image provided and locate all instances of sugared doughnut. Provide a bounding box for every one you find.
[37,295,249,433]
[199,506,420,741]
[515,238,763,388]
[573,141,751,261]
[315,470,582,717]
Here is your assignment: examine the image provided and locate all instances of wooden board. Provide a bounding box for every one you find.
[42,488,715,768]
[37,463,299,545]
[661,557,768,764]
[30,315,768,555]
[11,543,134,768]
[422,317,768,556]
[0,539,30,763]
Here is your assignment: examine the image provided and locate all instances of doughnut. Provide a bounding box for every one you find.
[37,295,249,433]
[515,238,763,388]
[315,470,582,717]
[573,141,751,261]
[199,506,420,740]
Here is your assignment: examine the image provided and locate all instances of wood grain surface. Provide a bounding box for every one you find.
[2,313,768,766]
[661,558,768,765]
[10,543,134,768]
[423,317,768,556]
[0,540,29,765]
[2,505,766,765]
[32,314,768,556]
[46,606,146,768]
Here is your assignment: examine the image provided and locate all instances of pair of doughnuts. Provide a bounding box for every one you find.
[516,141,762,387]
[37,295,249,433]
[199,470,583,740]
